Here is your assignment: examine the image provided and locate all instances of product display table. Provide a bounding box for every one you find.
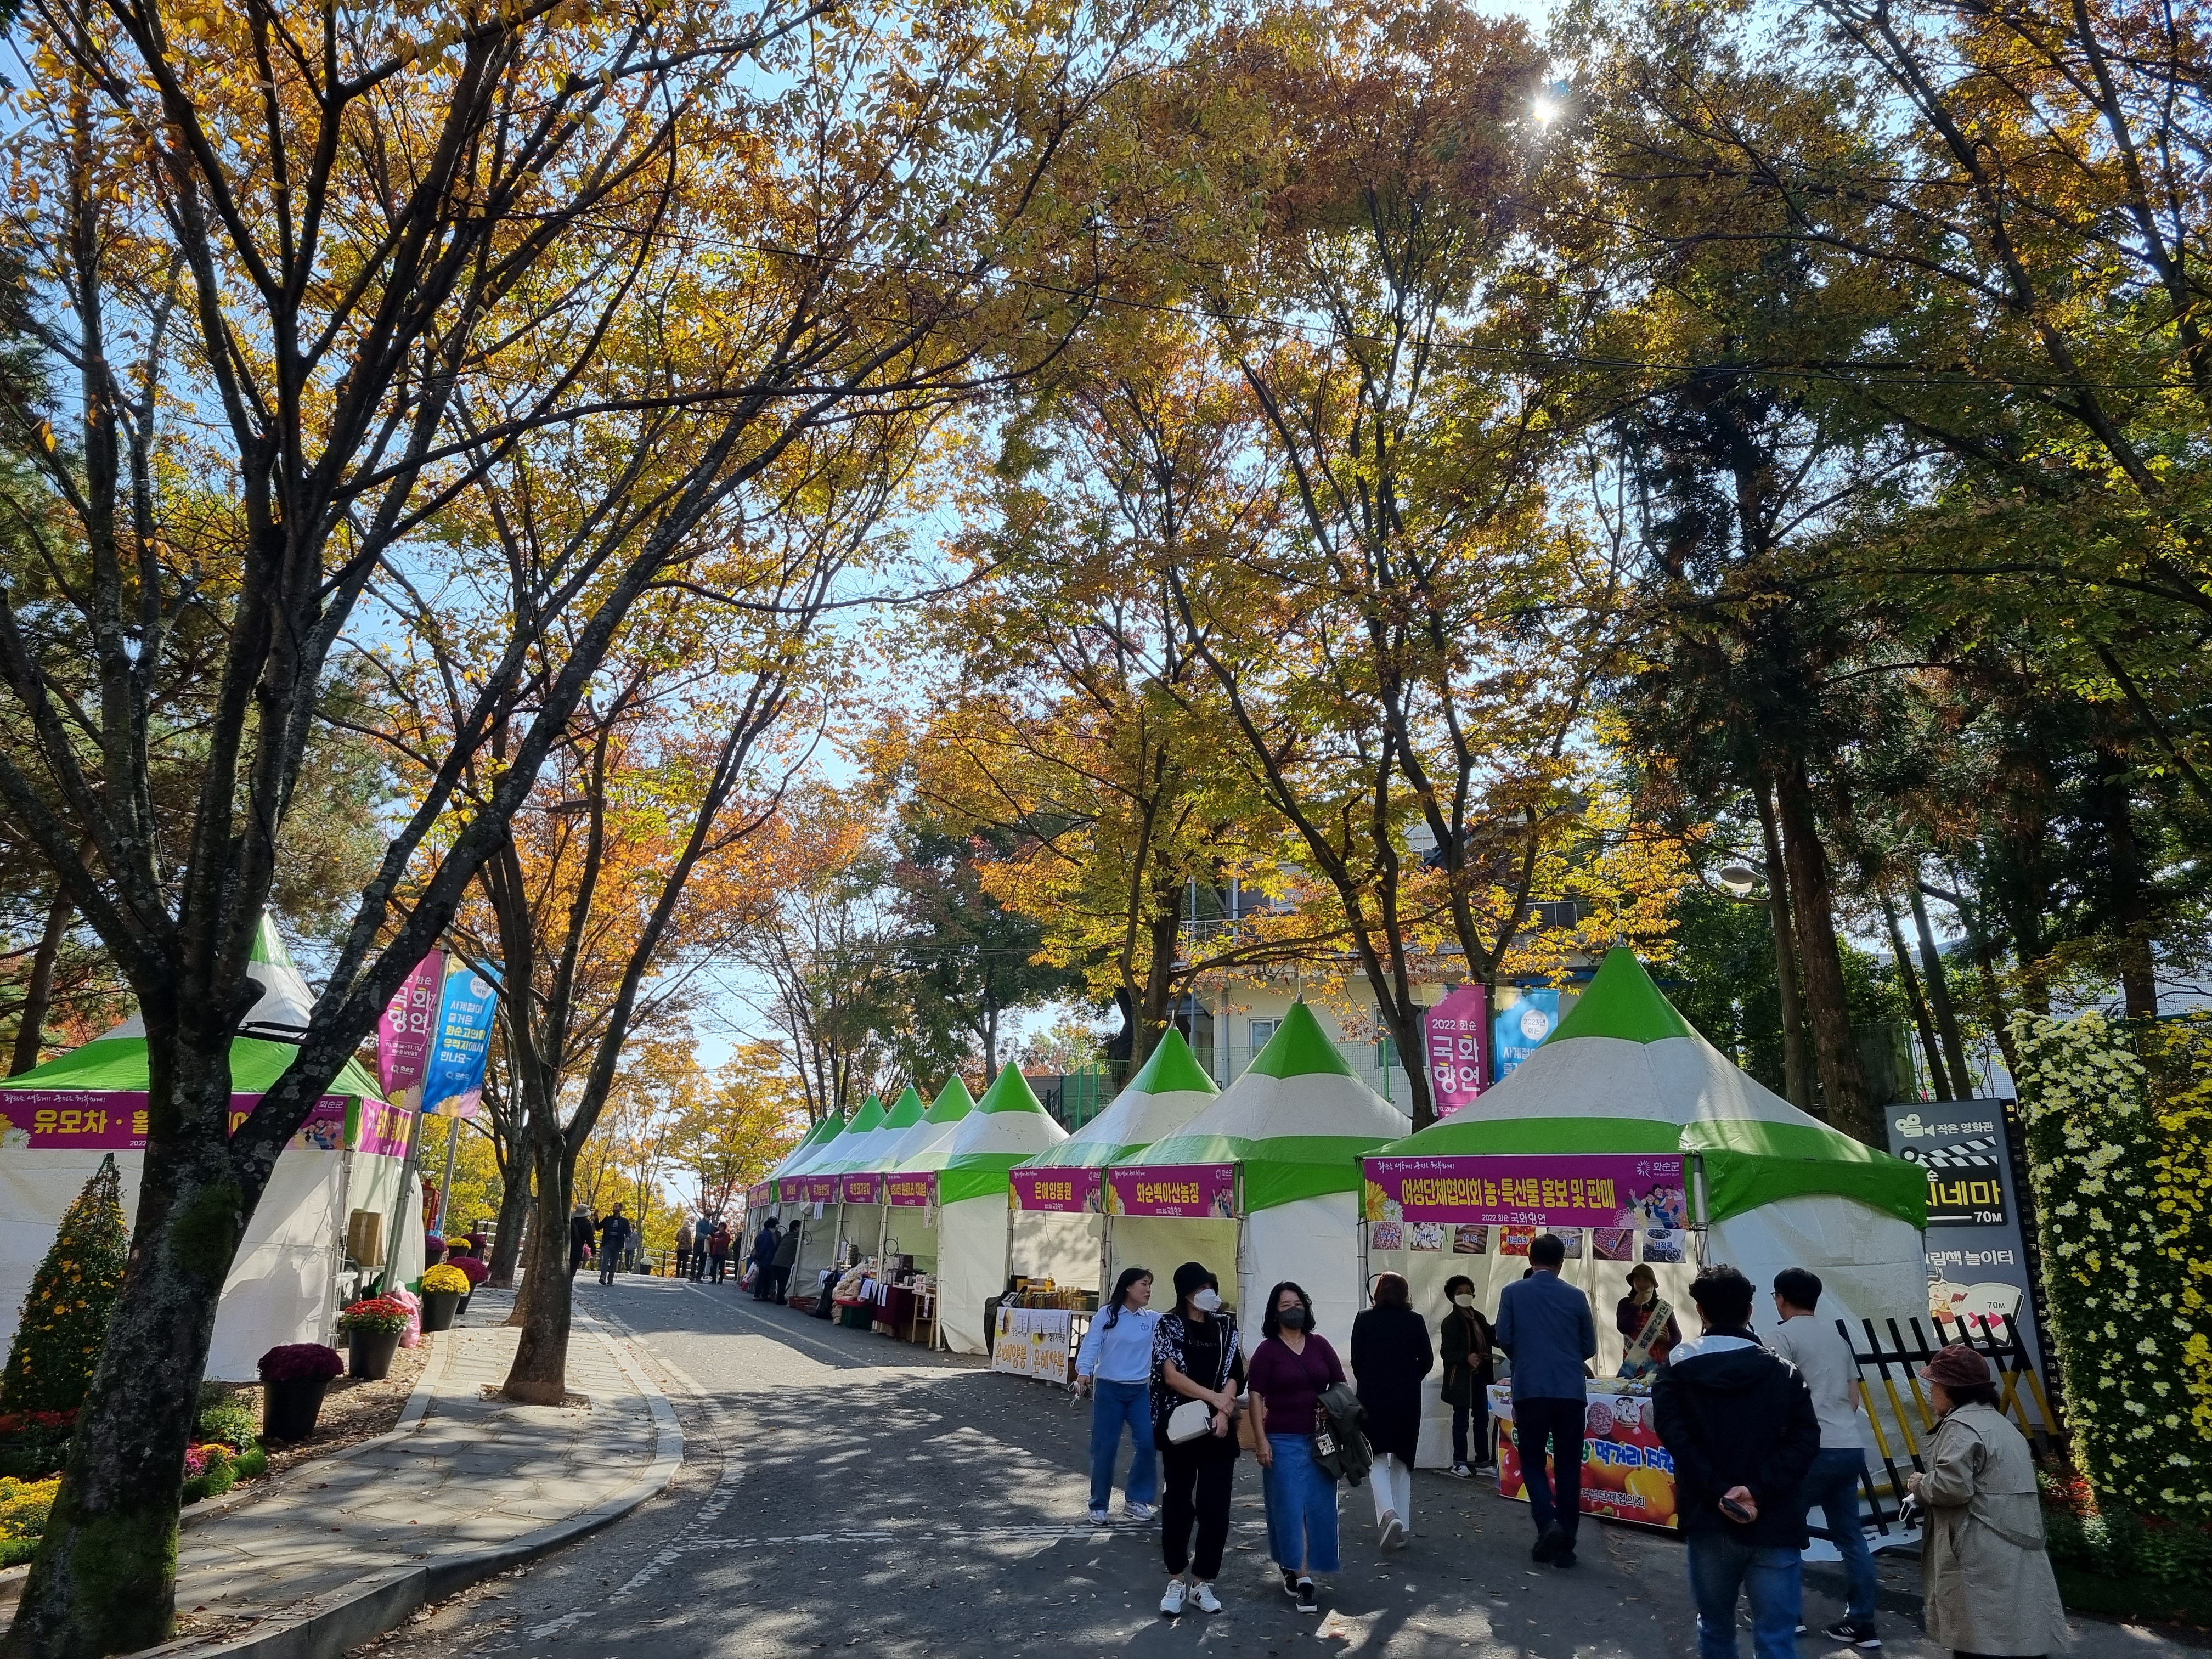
[1488,1378,1677,1530]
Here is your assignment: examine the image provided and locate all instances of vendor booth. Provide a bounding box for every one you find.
[1116,1002,1410,1342]
[1009,1029,1219,1304]
[933,1068,1067,1355]
[826,1086,921,1275]
[1364,946,1928,1512]
[788,1094,885,1297]
[0,915,420,1379]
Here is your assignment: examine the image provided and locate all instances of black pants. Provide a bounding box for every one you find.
[767,1265,791,1301]
[749,1261,773,1298]
[674,1249,690,1278]
[709,1255,727,1282]
[599,1252,620,1285]
[691,1252,708,1281]
[569,1244,588,1275]
[1159,1441,1235,1580]
[1515,1396,1584,1542]
[1452,1397,1492,1465]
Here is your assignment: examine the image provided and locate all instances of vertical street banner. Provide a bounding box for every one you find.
[376,950,445,1104]
[420,961,499,1119]
[1491,988,1560,1082]
[1883,1101,2041,1357]
[1423,984,1488,1119]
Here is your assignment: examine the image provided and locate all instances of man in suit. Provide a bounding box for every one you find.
[1494,1233,1599,1568]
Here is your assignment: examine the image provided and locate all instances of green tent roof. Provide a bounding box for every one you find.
[1020,1029,1218,1169]
[0,1035,382,1101]
[923,1076,977,1123]
[1372,948,1925,1227]
[938,1066,1065,1204]
[882,1085,928,1129]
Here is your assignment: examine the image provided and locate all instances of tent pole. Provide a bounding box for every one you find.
[372,1101,424,1295]
[433,1118,460,1237]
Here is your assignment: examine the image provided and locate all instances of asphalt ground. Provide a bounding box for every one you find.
[360,1274,2200,1659]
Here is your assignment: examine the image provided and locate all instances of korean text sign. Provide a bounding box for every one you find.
[1105,1164,1236,1217]
[1363,1153,1689,1230]
[1009,1167,1103,1212]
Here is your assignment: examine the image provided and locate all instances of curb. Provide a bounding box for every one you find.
[129,1322,682,1659]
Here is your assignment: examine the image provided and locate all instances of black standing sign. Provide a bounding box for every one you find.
[1883,1100,2042,1368]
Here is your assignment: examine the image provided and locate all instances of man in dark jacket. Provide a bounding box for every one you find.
[748,1218,781,1299]
[1493,1233,1599,1567]
[769,1218,802,1302]
[1653,1263,1821,1659]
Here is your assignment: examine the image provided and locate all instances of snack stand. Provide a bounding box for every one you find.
[1106,1003,1409,1341]
[1364,946,1929,1496]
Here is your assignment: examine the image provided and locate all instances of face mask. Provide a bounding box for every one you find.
[1191,1288,1222,1313]
[1453,1294,1475,1310]
[1278,1306,1308,1330]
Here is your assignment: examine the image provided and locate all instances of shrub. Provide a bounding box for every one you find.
[257,1344,344,1384]
[194,1394,259,1454]
[419,1264,471,1296]
[0,1474,58,1563]
[336,1296,410,1335]
[445,1255,489,1286]
[1,1155,129,1413]
[2013,1011,2212,1522]
[181,1443,237,1504]
[0,1410,74,1481]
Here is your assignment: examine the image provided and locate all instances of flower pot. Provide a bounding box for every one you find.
[419,1290,461,1333]
[262,1376,330,1442]
[348,1327,401,1380]
[456,1290,473,1317]
[424,1241,448,1265]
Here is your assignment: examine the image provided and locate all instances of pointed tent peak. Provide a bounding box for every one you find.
[973,1065,1049,1116]
[883,1086,928,1128]
[250,910,291,965]
[1125,1028,1219,1099]
[1244,1001,1356,1081]
[924,1076,978,1123]
[845,1094,889,1133]
[1540,948,1692,1047]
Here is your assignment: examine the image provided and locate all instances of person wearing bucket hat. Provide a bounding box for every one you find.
[1909,1344,2069,1657]
[1616,1263,1681,1379]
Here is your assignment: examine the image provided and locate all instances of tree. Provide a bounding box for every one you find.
[664,1042,805,1216]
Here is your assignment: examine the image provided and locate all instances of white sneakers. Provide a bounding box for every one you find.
[1087,1507,1110,1525]
[1124,1500,1156,1521]
[1161,1579,1221,1616]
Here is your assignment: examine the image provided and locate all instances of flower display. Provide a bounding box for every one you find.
[335,1296,411,1336]
[2014,1010,2212,1524]
[1,1158,128,1414]
[420,1265,471,1296]
[256,1345,344,1385]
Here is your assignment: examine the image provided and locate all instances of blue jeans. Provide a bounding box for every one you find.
[1086,1380,1157,1509]
[1802,1447,1876,1622]
[1686,1533,1803,1659]
[1261,1434,1341,1573]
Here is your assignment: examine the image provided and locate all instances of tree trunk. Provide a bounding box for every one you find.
[7,888,72,1076]
[0,1043,241,1659]
[488,1163,533,1289]
[1882,896,1952,1099]
[1756,782,1814,1112]
[1910,881,1974,1098]
[1772,760,1876,1144]
[2094,747,2159,1018]
[1137,904,1180,1071]
[503,1124,575,1404]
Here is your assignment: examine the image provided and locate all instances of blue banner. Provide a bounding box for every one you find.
[420,961,499,1119]
[1491,988,1560,1082]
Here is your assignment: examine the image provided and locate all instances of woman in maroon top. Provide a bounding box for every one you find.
[1247,1281,1346,1615]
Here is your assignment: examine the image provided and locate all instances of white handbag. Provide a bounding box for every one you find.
[1166,1398,1215,1444]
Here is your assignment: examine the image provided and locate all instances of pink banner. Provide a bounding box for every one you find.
[839,1172,882,1204]
[885,1171,936,1207]
[777,1176,808,1203]
[1010,1167,1103,1212]
[1423,984,1488,1120]
[802,1173,840,1204]
[1107,1164,1236,1218]
[377,950,444,1099]
[1363,1153,1688,1229]
[353,1098,413,1159]
[0,1092,351,1151]
[748,1182,772,1208]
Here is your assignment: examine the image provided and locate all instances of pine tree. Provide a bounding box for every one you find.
[2,1155,129,1413]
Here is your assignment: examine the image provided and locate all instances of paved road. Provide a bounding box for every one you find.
[363,1277,2199,1659]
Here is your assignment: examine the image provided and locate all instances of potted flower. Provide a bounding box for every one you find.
[418,1264,470,1333]
[336,1295,410,1379]
[256,1345,343,1441]
[445,1254,489,1314]
[422,1233,448,1266]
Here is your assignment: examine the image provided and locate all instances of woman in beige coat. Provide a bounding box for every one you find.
[1909,1344,2069,1657]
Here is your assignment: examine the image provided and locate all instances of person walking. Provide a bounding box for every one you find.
[1151,1261,1243,1619]
[1350,1271,1432,1550]
[1493,1232,1599,1567]
[691,1214,714,1280]
[1617,1263,1683,1378]
[1909,1344,2069,1659]
[567,1202,596,1276]
[596,1204,633,1286]
[708,1220,732,1283]
[674,1217,695,1280]
[1248,1280,1346,1613]
[769,1218,801,1302]
[1768,1268,1880,1649]
[748,1217,781,1297]
[1440,1274,1497,1477]
[1075,1267,1161,1524]
[1652,1263,1821,1659]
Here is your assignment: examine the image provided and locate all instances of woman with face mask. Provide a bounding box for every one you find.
[1440,1274,1497,1478]
[1351,1272,1433,1548]
[1150,1262,1244,1617]
[1248,1279,1347,1614]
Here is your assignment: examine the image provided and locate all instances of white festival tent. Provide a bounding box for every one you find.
[0,916,420,1379]
[1119,1002,1410,1346]
[932,1068,1067,1355]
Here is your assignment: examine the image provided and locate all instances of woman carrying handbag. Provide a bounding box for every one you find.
[1150,1262,1244,1618]
[1247,1280,1347,1616]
